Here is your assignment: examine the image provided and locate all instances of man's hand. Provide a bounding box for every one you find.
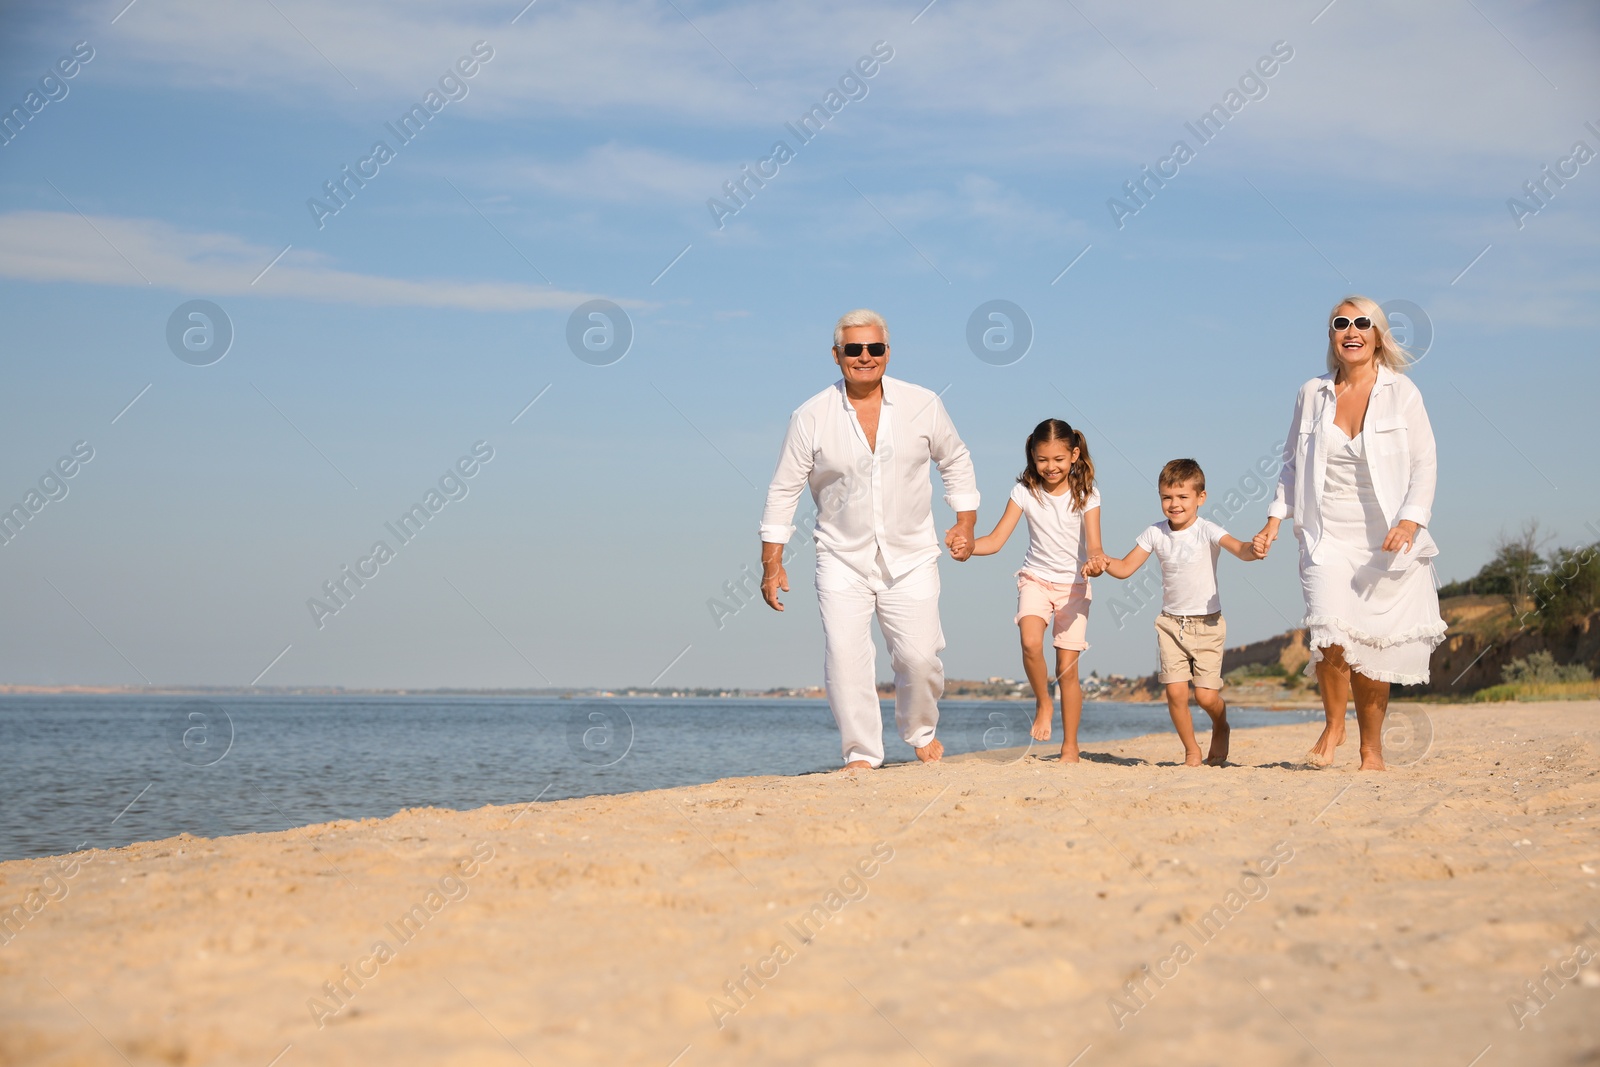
[761,542,789,611]
[1382,519,1421,554]
[1252,517,1281,559]
[945,512,977,562]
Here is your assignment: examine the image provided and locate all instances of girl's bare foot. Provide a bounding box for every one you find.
[1204,722,1230,766]
[914,739,944,763]
[1030,702,1053,741]
[1059,743,1080,763]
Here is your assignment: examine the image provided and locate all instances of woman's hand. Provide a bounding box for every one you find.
[1383,519,1422,554]
[1251,517,1281,559]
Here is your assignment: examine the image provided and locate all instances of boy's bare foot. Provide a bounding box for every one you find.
[914,739,944,763]
[1030,702,1053,741]
[842,760,872,771]
[1204,722,1230,766]
[1059,743,1080,764]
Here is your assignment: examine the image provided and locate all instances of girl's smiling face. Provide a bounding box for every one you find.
[1032,439,1080,491]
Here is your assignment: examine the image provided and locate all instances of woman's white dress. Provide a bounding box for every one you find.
[1298,424,1446,684]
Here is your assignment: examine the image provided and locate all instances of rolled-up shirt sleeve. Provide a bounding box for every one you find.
[760,409,813,544]
[929,396,980,513]
[1396,384,1437,528]
[1266,384,1306,521]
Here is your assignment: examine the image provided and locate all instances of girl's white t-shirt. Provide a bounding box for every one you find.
[1011,482,1101,583]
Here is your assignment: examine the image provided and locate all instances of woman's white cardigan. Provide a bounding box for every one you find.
[1267,364,1438,572]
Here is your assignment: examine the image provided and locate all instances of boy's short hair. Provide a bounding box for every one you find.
[1158,458,1205,492]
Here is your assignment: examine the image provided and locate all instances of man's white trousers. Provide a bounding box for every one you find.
[815,550,945,767]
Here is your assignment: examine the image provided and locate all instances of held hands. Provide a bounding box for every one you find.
[1081,554,1109,578]
[1383,519,1422,555]
[945,520,976,561]
[1251,519,1280,560]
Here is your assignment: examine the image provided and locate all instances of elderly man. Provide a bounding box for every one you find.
[760,308,979,769]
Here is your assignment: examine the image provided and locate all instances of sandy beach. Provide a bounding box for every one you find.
[2,700,1596,1066]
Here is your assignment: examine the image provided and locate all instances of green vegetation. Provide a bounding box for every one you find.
[1438,521,1600,636]
[1224,661,1288,682]
[1473,652,1598,702]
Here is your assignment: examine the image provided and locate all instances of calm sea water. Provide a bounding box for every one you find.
[0,694,1320,861]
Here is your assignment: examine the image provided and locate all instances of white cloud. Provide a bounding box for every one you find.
[94,0,1600,189]
[0,211,615,310]
[485,143,732,203]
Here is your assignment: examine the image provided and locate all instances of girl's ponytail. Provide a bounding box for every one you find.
[1067,426,1095,511]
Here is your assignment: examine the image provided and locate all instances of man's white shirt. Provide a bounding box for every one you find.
[761,376,979,580]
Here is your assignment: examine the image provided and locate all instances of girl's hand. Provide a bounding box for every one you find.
[1082,556,1106,577]
[1383,519,1421,554]
[945,518,976,561]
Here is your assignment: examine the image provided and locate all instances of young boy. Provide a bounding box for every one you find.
[1084,459,1262,766]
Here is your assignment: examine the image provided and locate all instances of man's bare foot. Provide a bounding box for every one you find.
[1059,743,1080,763]
[1030,702,1053,741]
[1204,722,1230,766]
[914,739,943,763]
[842,760,872,771]
[1359,750,1386,771]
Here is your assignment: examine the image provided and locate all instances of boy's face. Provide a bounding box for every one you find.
[1158,479,1205,529]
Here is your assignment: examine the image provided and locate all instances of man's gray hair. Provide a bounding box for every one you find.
[833,308,889,347]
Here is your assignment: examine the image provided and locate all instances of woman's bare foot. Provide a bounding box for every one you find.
[1059,743,1080,764]
[1204,722,1230,766]
[1304,723,1345,767]
[914,739,944,763]
[1030,702,1053,741]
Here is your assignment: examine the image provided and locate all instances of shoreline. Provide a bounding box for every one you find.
[4,700,1596,1065]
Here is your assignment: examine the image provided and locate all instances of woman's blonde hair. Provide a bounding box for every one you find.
[1325,295,1413,375]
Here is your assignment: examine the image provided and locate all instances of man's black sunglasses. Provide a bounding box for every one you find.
[836,342,887,358]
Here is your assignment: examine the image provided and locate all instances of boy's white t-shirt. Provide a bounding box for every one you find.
[1135,518,1227,615]
[1011,483,1101,583]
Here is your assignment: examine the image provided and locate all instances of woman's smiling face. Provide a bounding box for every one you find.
[1330,302,1376,371]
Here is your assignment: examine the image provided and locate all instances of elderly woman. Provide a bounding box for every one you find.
[1253,296,1447,770]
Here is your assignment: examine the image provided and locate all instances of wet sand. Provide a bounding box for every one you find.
[2,700,1597,1066]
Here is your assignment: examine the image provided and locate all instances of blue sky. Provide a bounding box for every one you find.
[1,0,1596,690]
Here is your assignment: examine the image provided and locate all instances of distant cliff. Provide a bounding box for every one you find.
[1092,596,1600,702]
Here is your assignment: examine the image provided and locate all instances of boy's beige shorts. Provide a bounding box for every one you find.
[1154,611,1226,689]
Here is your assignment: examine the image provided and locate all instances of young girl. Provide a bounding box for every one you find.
[969,419,1102,762]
